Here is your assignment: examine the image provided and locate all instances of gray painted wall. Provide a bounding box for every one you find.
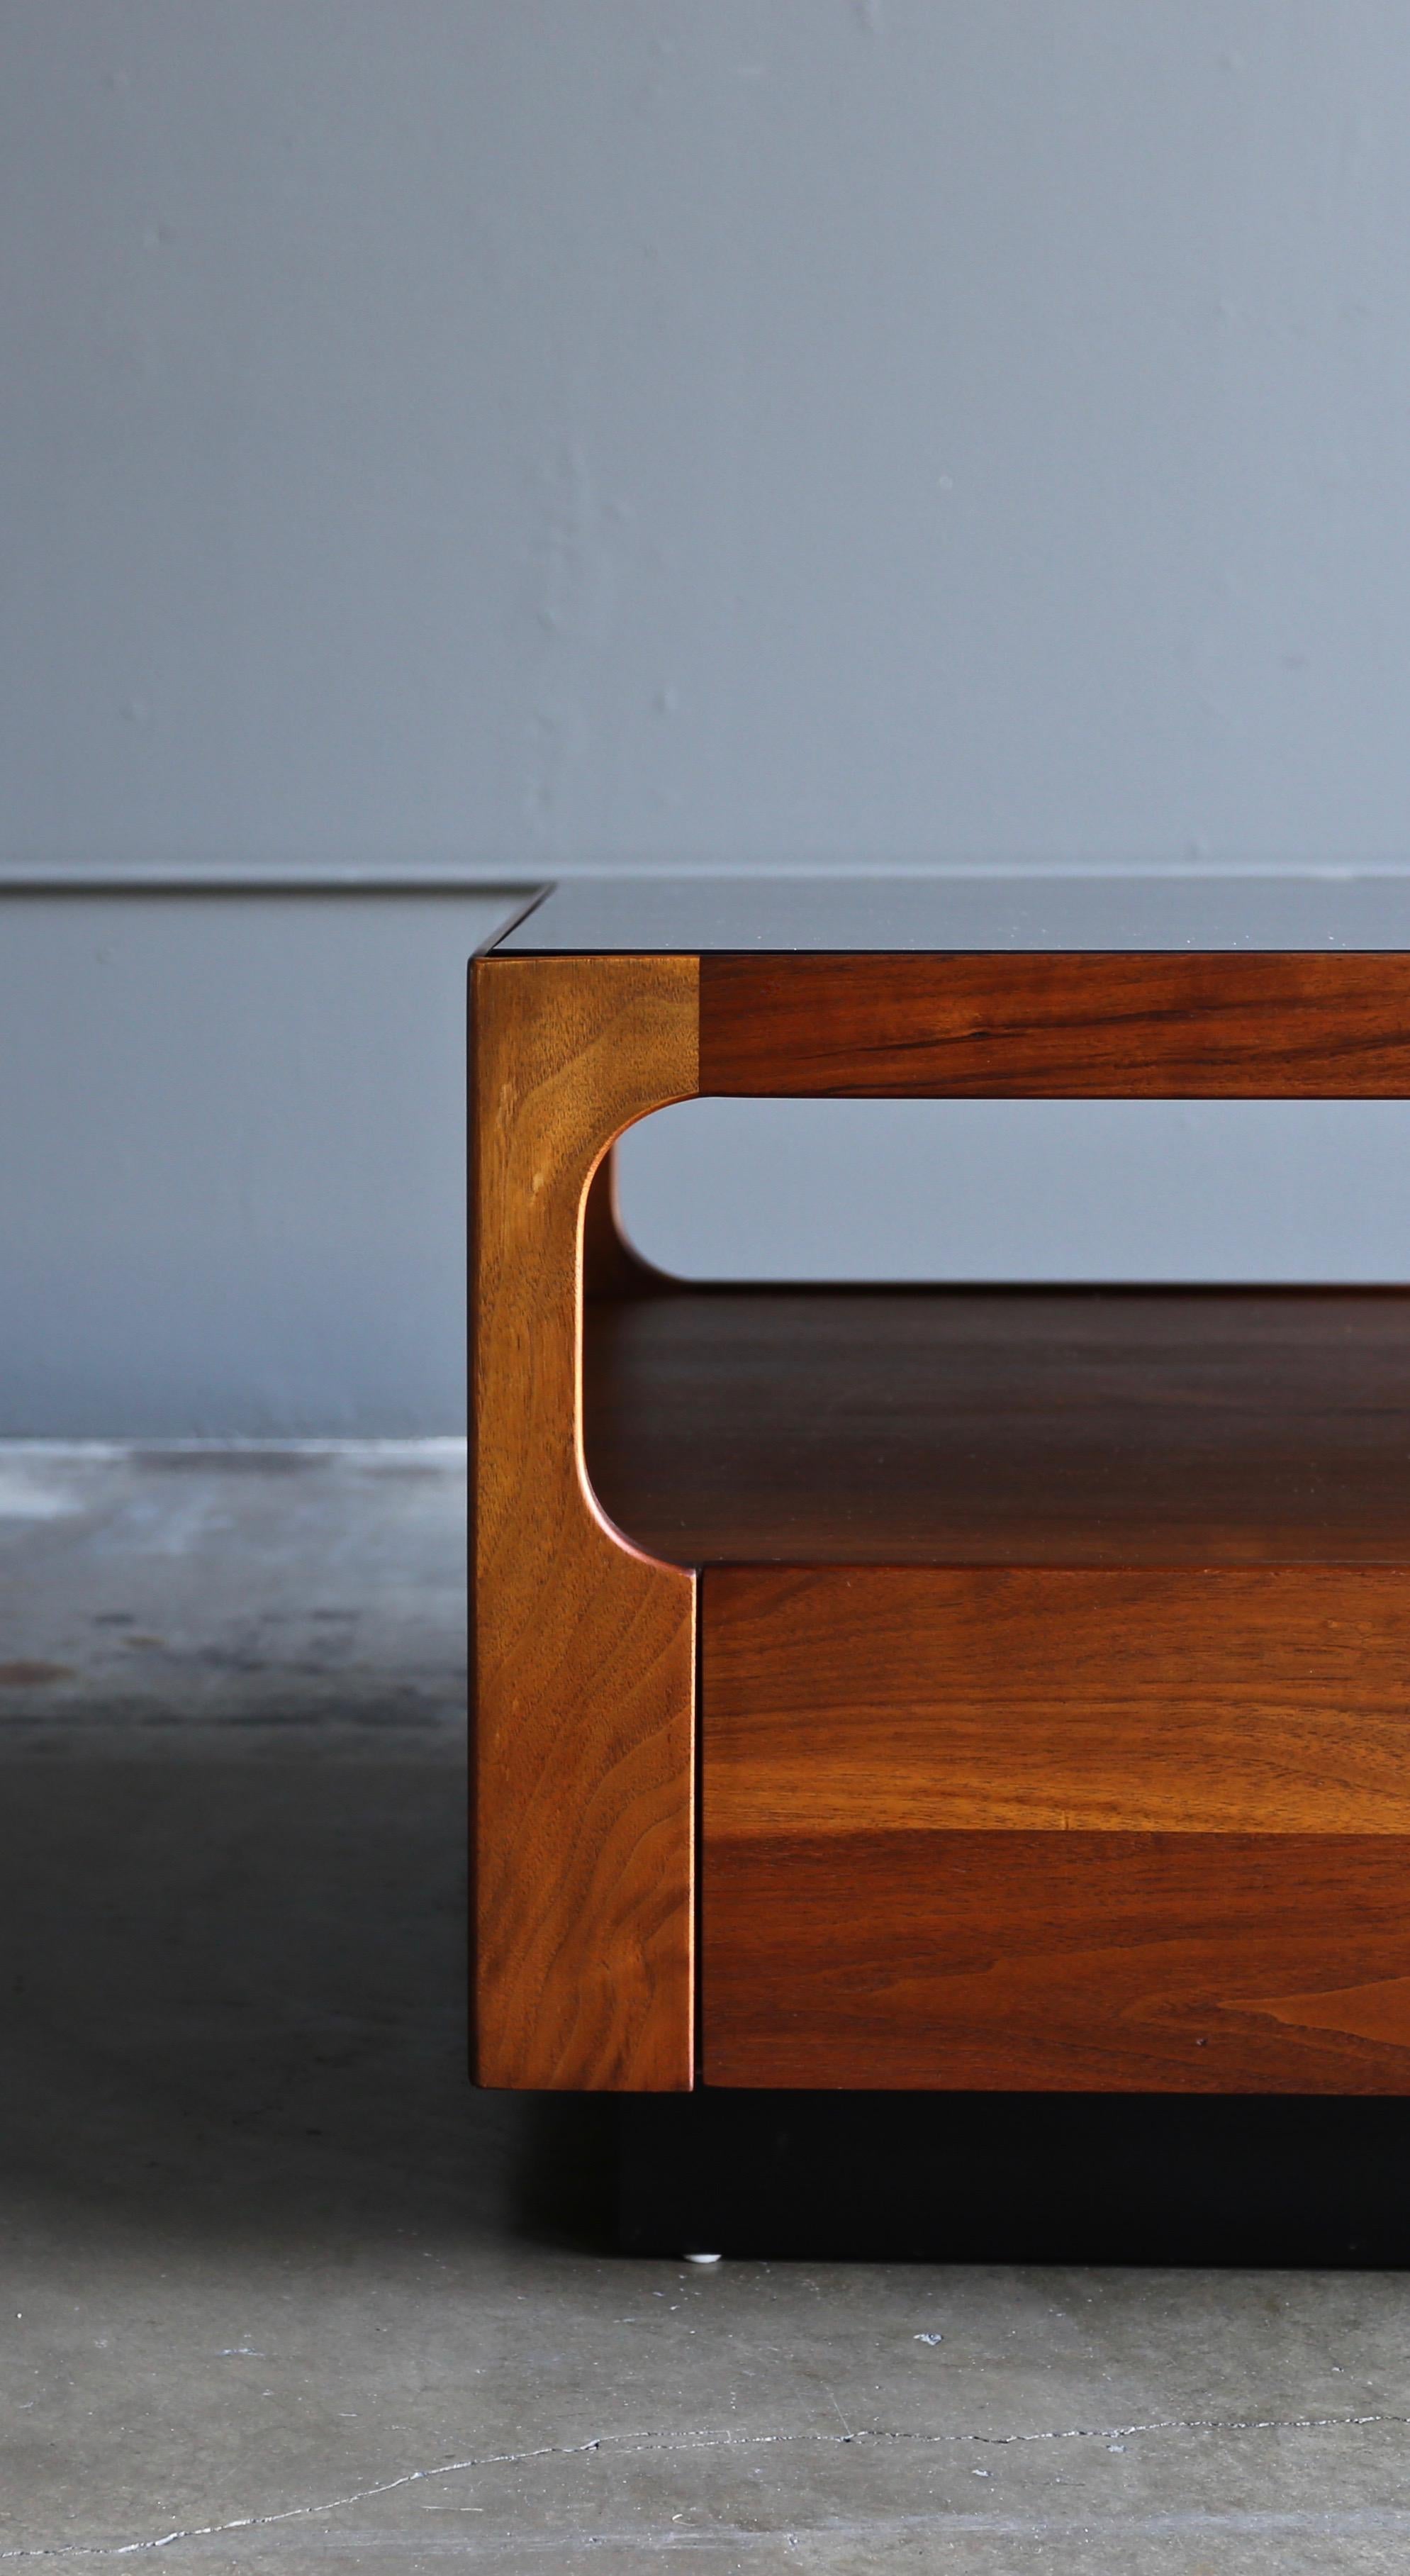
[6,7,1410,1429]
[7,1,1410,870]
[1,894,505,1435]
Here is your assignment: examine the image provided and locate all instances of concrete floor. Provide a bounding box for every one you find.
[2,1446,1410,2570]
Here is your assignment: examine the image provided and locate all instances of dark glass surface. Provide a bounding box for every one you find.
[493,873,1410,954]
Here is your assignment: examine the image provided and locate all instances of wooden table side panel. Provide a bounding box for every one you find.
[704,1831,1410,2091]
[471,952,699,2090]
[700,952,1410,1095]
[703,1565,1410,2091]
[704,1566,1410,1836]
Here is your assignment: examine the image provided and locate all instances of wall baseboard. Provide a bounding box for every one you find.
[0,869,533,897]
[5,863,1410,898]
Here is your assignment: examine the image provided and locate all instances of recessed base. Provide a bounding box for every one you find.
[619,2091,1410,2265]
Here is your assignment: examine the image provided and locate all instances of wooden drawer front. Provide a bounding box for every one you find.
[703,1567,1410,2092]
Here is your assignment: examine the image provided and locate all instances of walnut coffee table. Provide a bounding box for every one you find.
[471,874,1410,2100]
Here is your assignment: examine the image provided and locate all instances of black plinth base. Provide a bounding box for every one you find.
[618,2090,1410,2267]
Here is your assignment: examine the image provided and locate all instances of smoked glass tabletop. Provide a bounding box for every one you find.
[491,874,1410,957]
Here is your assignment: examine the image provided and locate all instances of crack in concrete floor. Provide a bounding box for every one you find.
[5,2411,1409,2562]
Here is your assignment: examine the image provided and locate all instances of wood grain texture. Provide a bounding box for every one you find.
[700,952,1410,1095]
[586,1287,1410,1565]
[703,1831,1410,2090]
[703,1565,1410,1836]
[471,952,699,2089]
[703,1564,1410,2090]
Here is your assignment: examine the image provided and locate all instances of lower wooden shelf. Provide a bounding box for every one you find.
[588,1284,1410,2093]
[586,1283,1410,1566]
